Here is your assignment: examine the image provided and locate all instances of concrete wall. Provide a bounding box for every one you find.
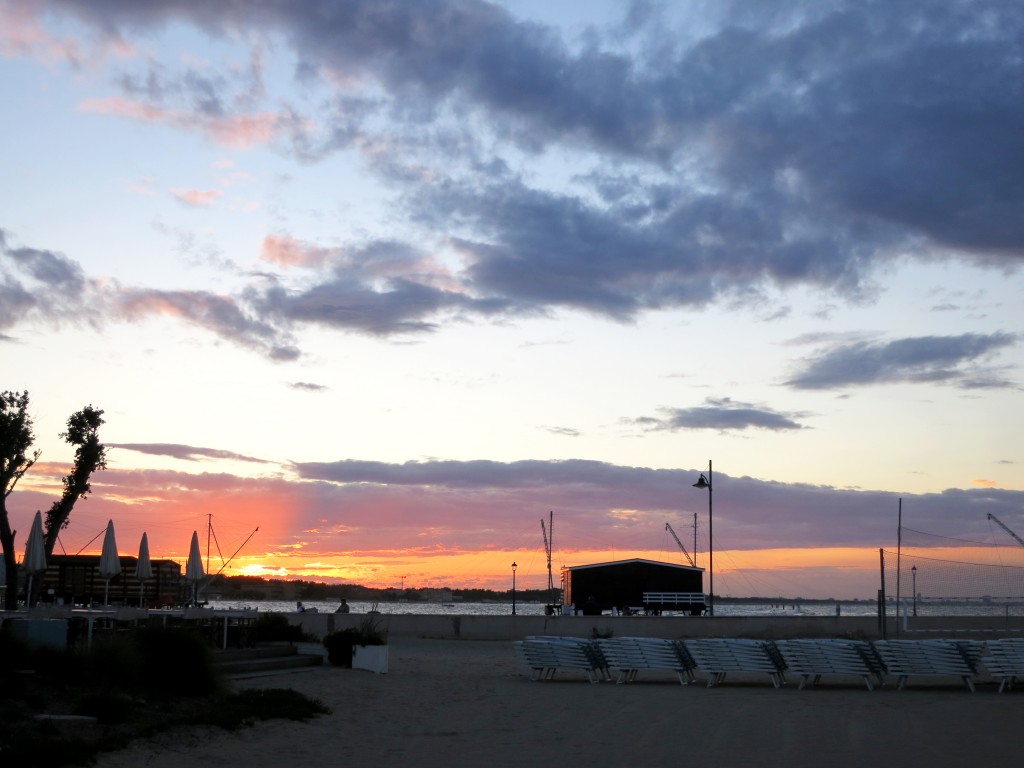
[289,612,897,641]
[6,606,1020,645]
[289,612,1024,641]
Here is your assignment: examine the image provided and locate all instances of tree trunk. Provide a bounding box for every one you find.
[0,512,17,610]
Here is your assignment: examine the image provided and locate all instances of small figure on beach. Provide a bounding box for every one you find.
[296,601,306,612]
[335,598,350,614]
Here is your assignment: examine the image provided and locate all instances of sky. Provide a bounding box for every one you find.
[2,0,1023,600]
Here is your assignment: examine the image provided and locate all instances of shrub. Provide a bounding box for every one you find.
[353,607,388,645]
[0,627,33,675]
[323,629,357,666]
[83,634,143,693]
[133,625,222,698]
[188,689,330,730]
[251,612,306,643]
[73,690,135,725]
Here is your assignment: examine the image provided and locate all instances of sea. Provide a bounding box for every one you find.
[204,598,1024,618]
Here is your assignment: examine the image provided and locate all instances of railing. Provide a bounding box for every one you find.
[642,592,706,605]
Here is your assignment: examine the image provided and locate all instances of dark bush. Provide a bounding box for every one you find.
[323,629,357,666]
[0,627,33,674]
[73,689,135,725]
[133,625,221,698]
[187,688,330,730]
[83,634,143,693]
[251,612,305,643]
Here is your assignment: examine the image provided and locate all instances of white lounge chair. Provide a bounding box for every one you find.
[980,638,1024,692]
[514,636,609,683]
[873,639,983,691]
[684,638,787,688]
[596,637,697,685]
[775,639,885,690]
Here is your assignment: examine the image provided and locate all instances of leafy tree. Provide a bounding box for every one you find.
[0,391,107,609]
[43,405,107,556]
[1,390,40,609]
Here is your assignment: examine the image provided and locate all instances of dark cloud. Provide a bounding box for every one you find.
[289,457,1024,551]
[254,275,461,336]
[786,333,1019,390]
[0,229,90,329]
[636,398,808,432]
[115,287,300,360]
[110,443,271,463]
[10,456,1024,595]
[9,2,1024,350]
[1,230,299,359]
[290,382,328,392]
[542,426,581,438]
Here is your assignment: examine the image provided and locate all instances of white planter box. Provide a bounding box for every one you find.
[352,644,389,674]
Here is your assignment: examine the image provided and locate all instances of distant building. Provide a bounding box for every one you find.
[561,558,706,615]
[37,555,182,607]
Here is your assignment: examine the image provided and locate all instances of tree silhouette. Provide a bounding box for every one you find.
[0,390,41,610]
[43,405,107,557]
[0,391,107,609]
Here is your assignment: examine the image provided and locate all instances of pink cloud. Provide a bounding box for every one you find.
[0,5,134,67]
[170,187,222,207]
[260,234,332,268]
[78,96,281,150]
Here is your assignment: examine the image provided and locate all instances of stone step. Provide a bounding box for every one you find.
[214,644,325,678]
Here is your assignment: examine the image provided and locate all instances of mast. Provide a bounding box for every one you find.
[988,513,1024,548]
[665,522,695,567]
[541,511,555,607]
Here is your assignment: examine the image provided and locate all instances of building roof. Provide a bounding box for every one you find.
[563,557,703,573]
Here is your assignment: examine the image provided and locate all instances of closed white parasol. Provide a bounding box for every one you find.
[135,532,153,606]
[185,531,204,606]
[22,511,47,606]
[99,519,121,605]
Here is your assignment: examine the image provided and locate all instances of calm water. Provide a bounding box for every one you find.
[206,599,877,617]
[206,598,1024,618]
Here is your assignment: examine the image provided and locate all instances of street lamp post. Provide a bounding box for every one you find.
[511,561,517,615]
[692,460,713,617]
[911,565,917,617]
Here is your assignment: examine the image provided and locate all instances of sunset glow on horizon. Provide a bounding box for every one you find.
[3,1,1023,601]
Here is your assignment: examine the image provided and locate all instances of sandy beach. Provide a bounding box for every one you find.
[93,637,1021,768]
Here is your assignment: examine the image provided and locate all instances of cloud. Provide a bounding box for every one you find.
[115,287,300,360]
[542,425,581,437]
[634,398,808,432]
[9,455,1024,592]
[290,381,327,392]
[0,228,297,360]
[110,443,271,463]
[283,457,1024,552]
[6,2,1024,354]
[260,235,331,269]
[0,228,91,330]
[786,333,1019,390]
[78,96,285,150]
[170,187,222,207]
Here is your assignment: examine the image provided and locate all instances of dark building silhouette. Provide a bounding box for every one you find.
[562,558,705,615]
[37,555,182,607]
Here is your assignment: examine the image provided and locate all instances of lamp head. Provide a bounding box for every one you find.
[693,473,710,490]
[512,561,517,571]
[911,565,916,573]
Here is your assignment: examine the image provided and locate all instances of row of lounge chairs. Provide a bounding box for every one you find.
[513,636,1024,692]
